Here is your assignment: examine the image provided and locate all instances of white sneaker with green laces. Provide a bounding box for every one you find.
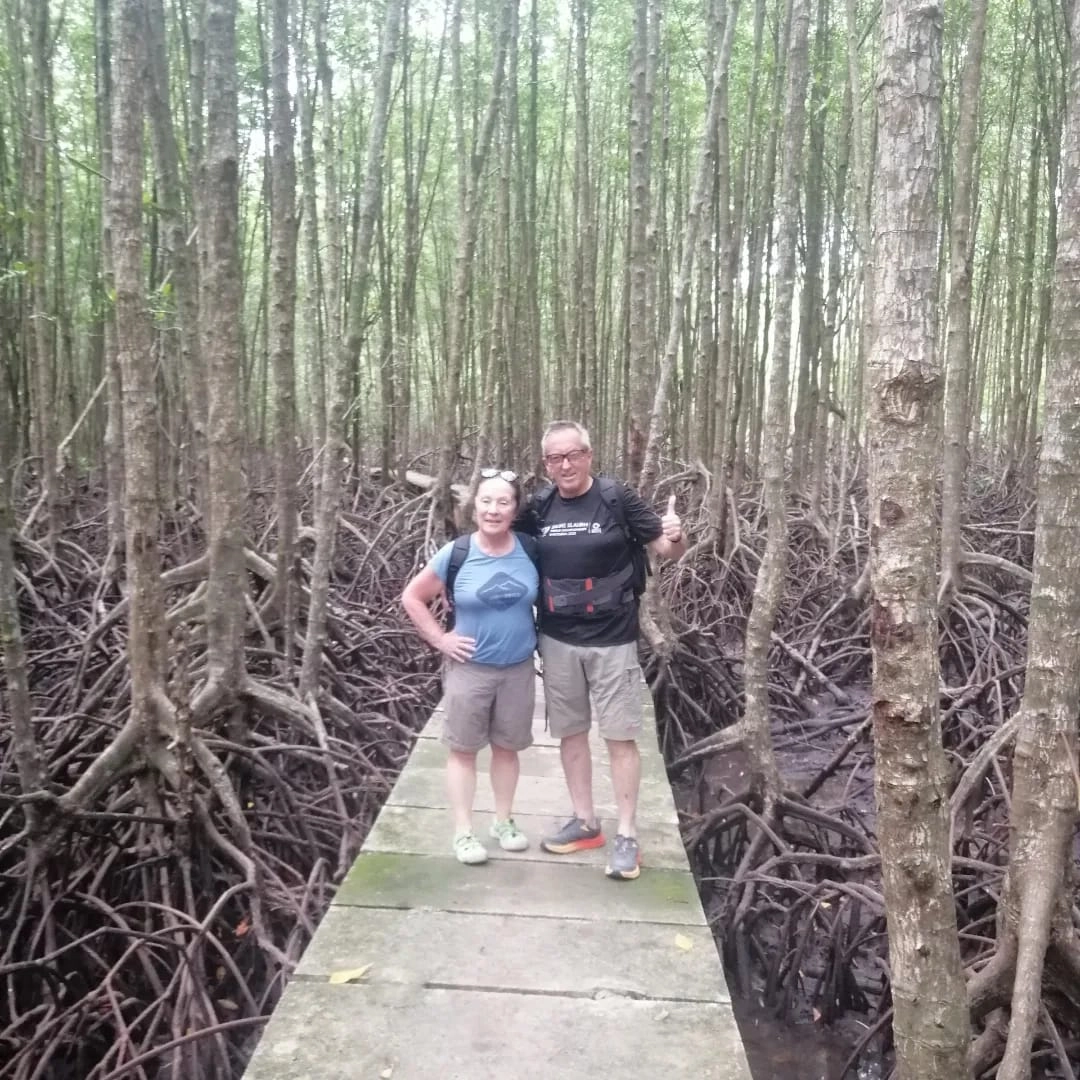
[453,831,488,865]
[489,818,529,852]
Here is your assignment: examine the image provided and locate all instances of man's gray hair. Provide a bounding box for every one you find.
[541,420,592,451]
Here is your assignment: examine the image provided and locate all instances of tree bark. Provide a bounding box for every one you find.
[199,0,248,702]
[571,0,597,434]
[95,0,126,565]
[809,52,848,525]
[29,0,55,548]
[939,0,989,597]
[0,371,42,834]
[146,0,207,504]
[111,0,167,760]
[791,0,828,496]
[626,0,656,483]
[989,4,1080,1074]
[867,3,970,1076]
[269,0,299,670]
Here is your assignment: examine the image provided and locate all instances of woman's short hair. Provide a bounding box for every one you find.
[461,470,523,527]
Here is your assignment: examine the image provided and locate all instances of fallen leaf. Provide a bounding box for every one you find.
[217,998,239,1012]
[234,918,250,938]
[328,964,372,985]
[380,1069,394,1079]
[674,933,694,951]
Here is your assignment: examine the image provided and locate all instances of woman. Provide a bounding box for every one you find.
[402,470,539,865]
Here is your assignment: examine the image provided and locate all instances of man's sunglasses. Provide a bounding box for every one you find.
[480,468,518,482]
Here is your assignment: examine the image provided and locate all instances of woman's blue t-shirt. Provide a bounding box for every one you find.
[429,534,538,666]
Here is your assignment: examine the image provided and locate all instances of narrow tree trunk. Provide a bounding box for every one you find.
[269,0,299,669]
[867,3,970,1075]
[844,0,873,475]
[709,0,734,469]
[111,0,166,759]
[732,0,778,489]
[29,0,55,547]
[740,0,809,801]
[96,0,125,564]
[146,0,207,504]
[809,72,849,524]
[989,5,1080,1073]
[572,0,597,434]
[939,0,989,597]
[791,0,828,496]
[626,0,655,483]
[199,0,248,704]
[0,376,43,835]
[524,0,543,466]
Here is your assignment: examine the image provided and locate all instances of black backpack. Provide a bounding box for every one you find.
[444,532,541,631]
[530,476,651,597]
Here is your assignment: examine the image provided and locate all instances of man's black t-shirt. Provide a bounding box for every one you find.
[526,478,662,646]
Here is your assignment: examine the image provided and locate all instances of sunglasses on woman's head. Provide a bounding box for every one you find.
[480,468,518,482]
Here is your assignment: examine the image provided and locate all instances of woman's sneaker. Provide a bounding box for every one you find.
[489,819,529,852]
[453,831,488,865]
[605,834,641,880]
[541,816,605,854]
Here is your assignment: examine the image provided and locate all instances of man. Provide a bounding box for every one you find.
[522,420,685,880]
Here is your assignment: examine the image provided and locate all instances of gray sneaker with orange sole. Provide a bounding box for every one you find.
[605,834,641,880]
[541,816,605,854]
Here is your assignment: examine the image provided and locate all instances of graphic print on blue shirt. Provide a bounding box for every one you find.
[429,535,538,666]
[477,572,529,610]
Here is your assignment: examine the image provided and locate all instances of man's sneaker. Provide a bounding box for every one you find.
[453,831,488,865]
[541,816,605,854]
[490,819,529,852]
[605,834,641,880]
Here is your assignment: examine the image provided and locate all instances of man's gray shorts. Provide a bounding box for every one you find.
[538,634,644,741]
[441,657,536,753]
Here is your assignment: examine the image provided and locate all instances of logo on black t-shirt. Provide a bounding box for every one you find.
[477,572,529,610]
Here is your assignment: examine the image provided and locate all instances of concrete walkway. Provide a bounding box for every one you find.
[243,679,753,1079]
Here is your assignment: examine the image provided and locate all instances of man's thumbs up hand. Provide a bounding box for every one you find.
[660,494,684,545]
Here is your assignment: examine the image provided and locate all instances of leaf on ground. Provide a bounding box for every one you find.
[674,933,694,951]
[328,964,372,985]
[379,1069,394,1079]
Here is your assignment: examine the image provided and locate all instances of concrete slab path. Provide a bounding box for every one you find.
[243,679,753,1080]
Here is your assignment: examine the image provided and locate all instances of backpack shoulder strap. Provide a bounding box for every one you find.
[515,531,540,568]
[531,483,557,526]
[595,476,630,539]
[444,534,472,614]
[597,476,652,591]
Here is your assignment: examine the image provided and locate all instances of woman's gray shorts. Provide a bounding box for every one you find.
[440,656,536,753]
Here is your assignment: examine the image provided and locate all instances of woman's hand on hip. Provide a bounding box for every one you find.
[438,632,476,662]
